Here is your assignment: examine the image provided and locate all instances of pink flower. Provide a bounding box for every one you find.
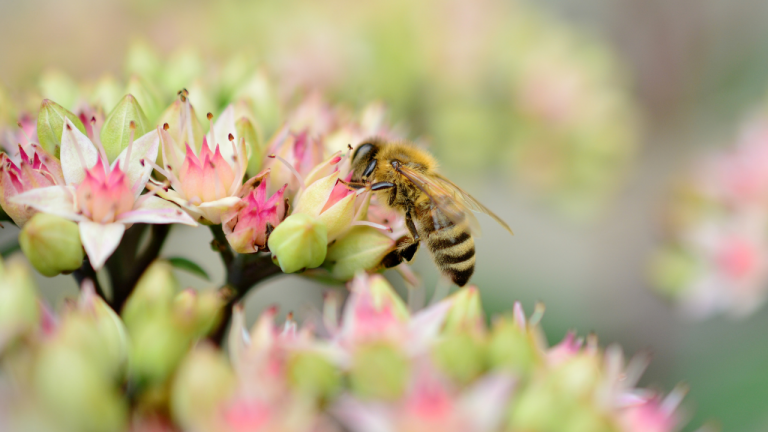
[149,105,250,224]
[619,388,687,432]
[0,144,64,226]
[263,130,327,195]
[333,361,514,432]
[327,274,454,359]
[222,174,288,253]
[13,119,196,269]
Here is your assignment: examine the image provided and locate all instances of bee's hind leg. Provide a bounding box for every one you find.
[380,236,420,268]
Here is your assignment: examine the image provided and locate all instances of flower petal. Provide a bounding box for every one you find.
[111,128,160,199]
[405,298,454,356]
[11,185,82,221]
[79,221,125,270]
[459,373,516,432]
[196,196,242,224]
[117,196,197,226]
[60,118,99,185]
[294,171,338,216]
[206,105,237,169]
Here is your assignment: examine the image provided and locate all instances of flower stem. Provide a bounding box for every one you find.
[72,256,108,305]
[208,225,282,345]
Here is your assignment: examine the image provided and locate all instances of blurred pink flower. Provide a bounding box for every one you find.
[333,361,514,432]
[0,144,64,226]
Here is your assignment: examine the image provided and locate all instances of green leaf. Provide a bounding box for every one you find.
[167,257,210,281]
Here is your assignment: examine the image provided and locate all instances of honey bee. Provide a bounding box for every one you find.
[348,138,513,286]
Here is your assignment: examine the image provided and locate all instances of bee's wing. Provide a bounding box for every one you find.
[396,165,513,236]
[433,173,514,235]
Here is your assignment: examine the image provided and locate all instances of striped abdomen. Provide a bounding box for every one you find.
[420,209,475,286]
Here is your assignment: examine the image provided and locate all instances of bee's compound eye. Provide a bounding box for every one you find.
[352,143,374,164]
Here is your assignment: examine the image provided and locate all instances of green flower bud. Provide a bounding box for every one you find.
[126,76,162,123]
[444,286,485,334]
[508,381,560,431]
[19,213,83,277]
[100,94,152,162]
[57,307,127,380]
[548,353,601,398]
[163,48,203,93]
[122,260,179,331]
[349,342,410,400]
[368,274,410,321]
[192,290,224,337]
[90,75,123,113]
[78,289,130,378]
[324,226,396,281]
[236,115,264,176]
[36,99,86,156]
[0,257,40,338]
[129,314,191,385]
[125,40,162,82]
[235,70,281,137]
[286,351,341,400]
[487,317,540,376]
[38,70,79,110]
[432,332,486,385]
[649,246,699,298]
[268,213,328,273]
[33,342,127,432]
[170,344,236,431]
[169,289,223,337]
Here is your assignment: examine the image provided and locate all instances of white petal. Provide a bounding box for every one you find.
[196,196,241,224]
[11,185,82,221]
[79,221,125,270]
[117,196,197,226]
[405,298,454,355]
[206,105,237,169]
[459,373,516,432]
[111,129,160,199]
[331,397,394,432]
[60,118,99,185]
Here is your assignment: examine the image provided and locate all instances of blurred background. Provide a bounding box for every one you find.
[2,0,768,430]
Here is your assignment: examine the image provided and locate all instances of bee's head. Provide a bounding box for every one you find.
[350,139,381,182]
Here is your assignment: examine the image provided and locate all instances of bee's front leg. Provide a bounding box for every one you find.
[405,209,420,241]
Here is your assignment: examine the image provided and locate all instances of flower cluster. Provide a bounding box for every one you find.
[0,261,685,432]
[651,113,768,318]
[1,69,406,281]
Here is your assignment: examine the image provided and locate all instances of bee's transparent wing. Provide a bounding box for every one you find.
[395,165,513,236]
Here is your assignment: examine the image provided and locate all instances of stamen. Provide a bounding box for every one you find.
[345,144,353,160]
[350,220,392,232]
[17,123,31,145]
[89,118,109,168]
[207,112,216,148]
[268,154,305,190]
[182,92,195,149]
[136,180,170,206]
[145,159,184,192]
[124,121,136,171]
[211,160,225,199]
[158,127,181,173]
